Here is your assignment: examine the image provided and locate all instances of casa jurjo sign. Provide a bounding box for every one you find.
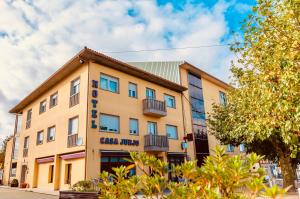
[100,137,139,146]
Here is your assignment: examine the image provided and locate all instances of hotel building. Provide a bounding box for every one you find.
[3,47,233,190]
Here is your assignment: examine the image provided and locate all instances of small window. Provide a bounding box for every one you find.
[24,136,29,149]
[50,92,58,108]
[146,88,155,99]
[65,164,72,184]
[147,122,157,135]
[39,100,47,114]
[166,125,178,139]
[68,117,78,135]
[164,94,175,108]
[48,165,54,183]
[219,91,227,106]
[47,126,56,142]
[37,131,44,145]
[100,114,119,133]
[100,74,119,93]
[128,83,137,98]
[226,144,234,152]
[129,119,138,135]
[70,78,80,96]
[26,109,32,129]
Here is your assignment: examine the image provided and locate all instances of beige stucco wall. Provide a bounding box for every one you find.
[14,63,89,190]
[86,62,188,179]
[37,162,54,188]
[2,138,13,185]
[59,158,85,190]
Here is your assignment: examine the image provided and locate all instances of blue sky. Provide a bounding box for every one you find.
[0,0,256,140]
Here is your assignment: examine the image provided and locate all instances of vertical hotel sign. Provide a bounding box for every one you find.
[91,80,98,129]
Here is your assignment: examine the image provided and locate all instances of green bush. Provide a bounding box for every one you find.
[10,179,18,187]
[97,146,290,199]
[71,180,95,192]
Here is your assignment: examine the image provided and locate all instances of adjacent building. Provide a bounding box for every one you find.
[3,47,238,190]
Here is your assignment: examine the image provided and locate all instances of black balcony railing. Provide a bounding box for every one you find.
[143,99,167,117]
[69,93,80,107]
[67,134,78,147]
[144,134,169,152]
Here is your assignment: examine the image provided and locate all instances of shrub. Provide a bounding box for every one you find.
[71,180,96,192]
[96,146,289,199]
[10,179,18,187]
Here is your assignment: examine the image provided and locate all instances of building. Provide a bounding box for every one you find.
[3,47,234,190]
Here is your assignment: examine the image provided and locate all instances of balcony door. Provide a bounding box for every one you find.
[147,122,157,135]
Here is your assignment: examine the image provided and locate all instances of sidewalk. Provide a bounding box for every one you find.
[0,185,59,196]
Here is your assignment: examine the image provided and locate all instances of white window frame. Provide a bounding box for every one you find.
[128,83,137,98]
[166,125,178,139]
[164,94,175,108]
[37,131,44,145]
[68,116,79,135]
[100,74,119,93]
[47,126,56,142]
[70,78,80,96]
[129,118,139,135]
[50,92,58,108]
[99,114,119,133]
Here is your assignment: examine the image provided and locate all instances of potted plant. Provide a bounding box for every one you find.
[59,180,99,199]
[10,179,19,187]
[20,182,28,188]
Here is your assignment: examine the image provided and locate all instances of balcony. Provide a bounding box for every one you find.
[69,93,80,107]
[144,134,169,152]
[143,99,167,117]
[67,134,78,147]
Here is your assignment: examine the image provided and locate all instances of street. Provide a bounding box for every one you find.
[0,187,58,199]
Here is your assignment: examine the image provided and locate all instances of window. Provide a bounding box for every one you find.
[10,163,17,177]
[191,98,205,113]
[26,109,32,129]
[65,164,72,184]
[146,88,155,99]
[128,83,137,98]
[166,125,178,139]
[39,100,47,114]
[50,92,58,108]
[68,117,78,135]
[188,73,202,88]
[164,94,175,108]
[147,122,157,135]
[47,126,55,142]
[70,78,80,96]
[100,114,119,133]
[100,74,119,93]
[48,165,54,183]
[37,131,44,145]
[219,91,227,105]
[240,144,246,152]
[24,136,29,149]
[226,144,234,152]
[129,119,138,135]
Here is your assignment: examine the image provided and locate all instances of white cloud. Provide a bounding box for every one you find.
[0,0,235,139]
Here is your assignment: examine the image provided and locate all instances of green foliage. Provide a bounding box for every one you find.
[96,149,288,199]
[207,0,300,189]
[71,180,96,192]
[10,178,18,187]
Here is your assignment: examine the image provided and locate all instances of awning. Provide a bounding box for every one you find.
[100,150,131,157]
[60,151,85,160]
[37,156,54,164]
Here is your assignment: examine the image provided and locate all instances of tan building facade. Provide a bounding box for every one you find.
[3,47,238,190]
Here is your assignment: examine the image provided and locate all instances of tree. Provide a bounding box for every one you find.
[0,136,13,169]
[208,0,300,190]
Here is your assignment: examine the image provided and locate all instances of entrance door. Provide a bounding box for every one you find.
[20,165,27,184]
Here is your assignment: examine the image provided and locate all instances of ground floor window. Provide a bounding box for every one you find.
[10,163,17,177]
[100,152,135,177]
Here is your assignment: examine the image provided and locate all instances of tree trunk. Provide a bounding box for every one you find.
[278,154,296,191]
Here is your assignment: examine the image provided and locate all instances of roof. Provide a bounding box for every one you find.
[9,47,187,113]
[127,61,231,90]
[128,61,184,84]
